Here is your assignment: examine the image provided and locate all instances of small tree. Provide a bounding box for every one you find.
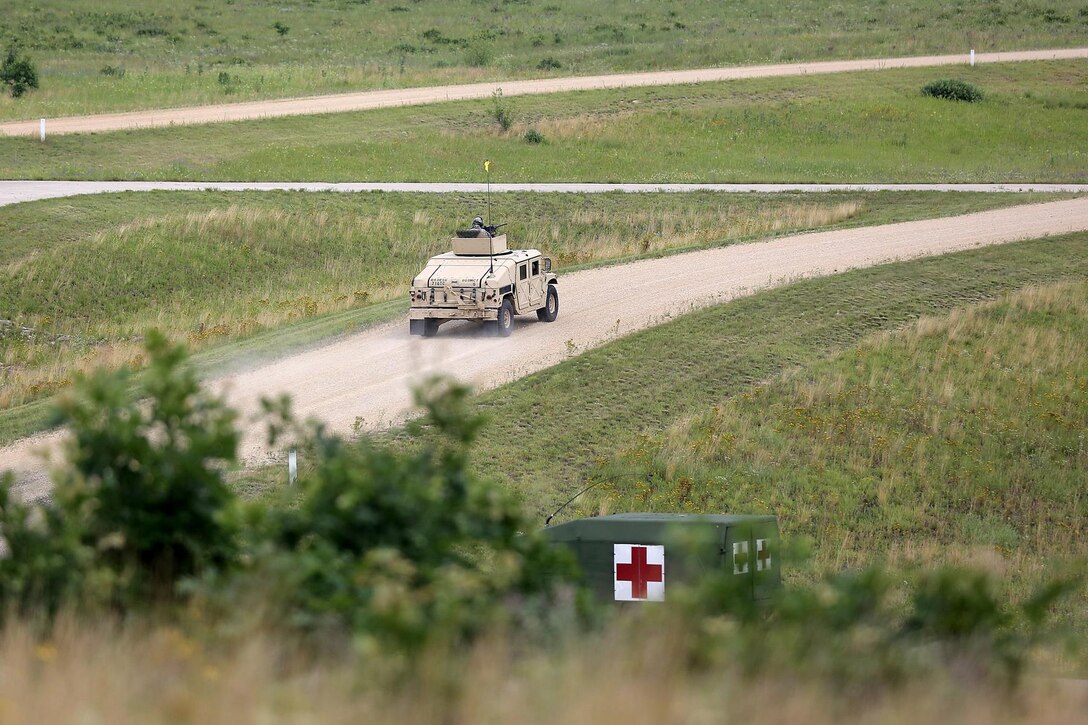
[1,47,39,98]
[249,377,578,652]
[491,88,514,131]
[53,331,240,603]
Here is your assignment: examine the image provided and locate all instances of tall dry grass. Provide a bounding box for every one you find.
[0,615,1083,724]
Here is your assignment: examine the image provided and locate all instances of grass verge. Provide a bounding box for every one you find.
[2,62,1087,182]
[2,0,1086,120]
[2,189,1060,444]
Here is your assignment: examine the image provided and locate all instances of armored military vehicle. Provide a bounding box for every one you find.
[409,218,559,337]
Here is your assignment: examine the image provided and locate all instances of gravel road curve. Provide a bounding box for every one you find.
[4,197,1087,500]
[2,48,1085,137]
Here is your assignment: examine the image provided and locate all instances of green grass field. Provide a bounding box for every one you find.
[1,0,1085,120]
[0,190,1065,444]
[4,61,1087,182]
[598,281,1087,562]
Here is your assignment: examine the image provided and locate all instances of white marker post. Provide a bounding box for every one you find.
[39,118,45,142]
[970,49,975,67]
[288,449,297,485]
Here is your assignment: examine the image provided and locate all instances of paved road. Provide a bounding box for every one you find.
[5,197,1088,501]
[2,48,1085,137]
[2,181,1086,207]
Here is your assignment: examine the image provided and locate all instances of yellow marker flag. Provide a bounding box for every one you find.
[484,160,491,173]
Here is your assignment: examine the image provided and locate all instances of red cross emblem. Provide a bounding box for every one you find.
[614,544,665,601]
[756,538,772,571]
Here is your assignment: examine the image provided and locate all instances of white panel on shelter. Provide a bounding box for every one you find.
[613,544,665,602]
[756,538,772,571]
[733,541,749,574]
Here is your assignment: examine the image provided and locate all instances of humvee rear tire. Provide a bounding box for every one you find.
[497,298,514,337]
[422,319,440,337]
[537,285,559,322]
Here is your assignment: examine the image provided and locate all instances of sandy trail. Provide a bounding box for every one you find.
[2,48,1085,137]
[3,197,1088,499]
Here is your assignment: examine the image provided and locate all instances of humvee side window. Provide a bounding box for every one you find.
[532,260,539,276]
[519,264,528,281]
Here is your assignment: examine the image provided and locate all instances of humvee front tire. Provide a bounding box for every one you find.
[496,298,514,337]
[537,285,559,322]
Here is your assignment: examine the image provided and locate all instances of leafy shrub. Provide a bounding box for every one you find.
[524,129,544,144]
[239,378,578,652]
[464,44,493,67]
[52,332,240,603]
[0,47,39,98]
[1,335,575,647]
[671,561,1078,687]
[537,57,562,70]
[922,78,984,102]
[99,65,125,78]
[273,21,290,36]
[491,88,514,131]
[0,474,89,624]
[0,333,240,618]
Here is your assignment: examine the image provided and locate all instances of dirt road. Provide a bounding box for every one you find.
[2,48,1085,137]
[4,197,1087,500]
[2,181,1087,208]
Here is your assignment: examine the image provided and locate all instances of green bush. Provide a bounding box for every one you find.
[241,378,578,652]
[0,474,90,624]
[464,44,493,68]
[0,336,577,647]
[0,47,39,98]
[524,129,544,144]
[537,57,562,70]
[52,332,241,603]
[0,333,240,617]
[491,88,514,130]
[671,561,1078,687]
[922,78,984,102]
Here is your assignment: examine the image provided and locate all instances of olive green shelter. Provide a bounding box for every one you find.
[543,513,780,603]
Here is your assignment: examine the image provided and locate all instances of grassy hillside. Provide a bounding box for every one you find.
[463,237,1088,622]
[446,234,1088,520]
[1,0,1085,120]
[4,62,1087,182]
[2,190,1051,436]
[595,281,1087,569]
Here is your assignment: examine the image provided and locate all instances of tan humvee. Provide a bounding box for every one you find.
[409,224,559,337]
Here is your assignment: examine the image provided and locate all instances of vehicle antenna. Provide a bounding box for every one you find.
[485,159,494,275]
[484,159,492,226]
[544,471,650,527]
